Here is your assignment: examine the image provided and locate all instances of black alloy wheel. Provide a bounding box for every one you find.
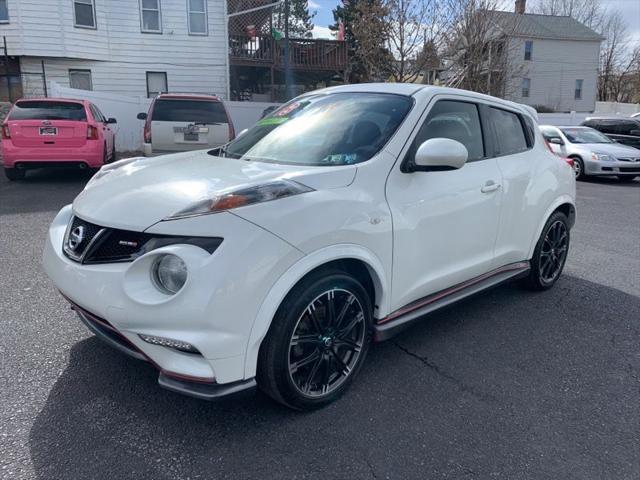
[521,211,570,290]
[288,288,366,397]
[257,270,372,410]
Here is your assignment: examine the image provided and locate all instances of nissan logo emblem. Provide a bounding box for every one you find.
[68,226,85,251]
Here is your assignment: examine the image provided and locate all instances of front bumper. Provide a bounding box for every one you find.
[70,298,256,400]
[584,158,640,176]
[43,204,303,395]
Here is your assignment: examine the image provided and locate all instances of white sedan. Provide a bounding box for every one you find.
[43,84,576,410]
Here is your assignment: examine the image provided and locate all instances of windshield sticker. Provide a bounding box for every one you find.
[323,153,358,165]
[257,117,289,126]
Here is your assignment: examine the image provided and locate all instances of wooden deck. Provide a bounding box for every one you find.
[229,35,347,71]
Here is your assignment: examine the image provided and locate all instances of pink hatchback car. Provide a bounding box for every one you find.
[1,98,117,180]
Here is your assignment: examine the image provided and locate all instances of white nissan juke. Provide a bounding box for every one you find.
[43,84,576,410]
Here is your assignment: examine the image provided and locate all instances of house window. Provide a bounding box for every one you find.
[146,71,167,98]
[0,0,9,23]
[575,79,583,100]
[522,78,530,98]
[74,0,96,29]
[140,0,162,33]
[69,69,93,90]
[188,0,208,35]
[524,40,533,61]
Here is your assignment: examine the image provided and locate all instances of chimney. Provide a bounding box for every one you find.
[515,0,526,14]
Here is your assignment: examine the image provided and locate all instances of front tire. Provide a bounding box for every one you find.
[4,167,25,181]
[521,211,570,290]
[571,156,585,180]
[257,270,372,410]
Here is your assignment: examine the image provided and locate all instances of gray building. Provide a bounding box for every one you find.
[489,6,603,112]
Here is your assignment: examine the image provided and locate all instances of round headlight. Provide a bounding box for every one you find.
[152,254,187,295]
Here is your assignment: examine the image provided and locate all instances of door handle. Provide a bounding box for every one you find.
[481,181,501,193]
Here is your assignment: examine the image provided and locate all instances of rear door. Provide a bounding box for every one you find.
[150,98,229,152]
[7,100,88,148]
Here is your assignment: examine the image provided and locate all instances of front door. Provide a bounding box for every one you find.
[385,98,503,312]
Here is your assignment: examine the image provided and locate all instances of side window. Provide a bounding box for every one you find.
[90,104,106,122]
[408,100,485,163]
[488,107,528,155]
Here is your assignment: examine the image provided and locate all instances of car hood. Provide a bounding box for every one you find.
[580,143,640,157]
[73,150,357,231]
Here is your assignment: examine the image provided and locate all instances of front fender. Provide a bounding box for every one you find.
[242,243,389,379]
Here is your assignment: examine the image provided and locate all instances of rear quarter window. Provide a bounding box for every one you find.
[488,107,529,155]
[9,101,87,121]
[151,99,228,124]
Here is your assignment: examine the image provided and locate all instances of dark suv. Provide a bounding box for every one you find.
[581,117,640,149]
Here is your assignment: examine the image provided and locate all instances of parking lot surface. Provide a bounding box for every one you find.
[1,170,638,479]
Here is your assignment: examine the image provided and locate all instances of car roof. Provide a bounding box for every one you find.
[314,83,536,118]
[15,97,87,105]
[156,93,221,101]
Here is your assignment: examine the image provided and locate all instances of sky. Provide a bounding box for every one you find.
[309,0,640,47]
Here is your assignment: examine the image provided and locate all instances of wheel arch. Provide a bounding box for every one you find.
[527,196,576,258]
[243,244,389,379]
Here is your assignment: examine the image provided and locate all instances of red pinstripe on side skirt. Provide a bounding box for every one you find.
[377,261,530,325]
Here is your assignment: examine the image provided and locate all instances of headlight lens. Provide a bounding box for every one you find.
[591,152,613,162]
[164,179,314,220]
[152,254,188,295]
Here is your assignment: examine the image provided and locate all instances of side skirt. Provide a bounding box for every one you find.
[373,261,530,341]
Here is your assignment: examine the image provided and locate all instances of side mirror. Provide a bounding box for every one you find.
[136,112,147,120]
[548,137,564,145]
[106,117,117,124]
[413,138,468,171]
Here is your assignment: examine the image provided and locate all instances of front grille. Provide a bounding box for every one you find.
[63,215,223,265]
[619,167,640,173]
[618,157,640,163]
[90,229,154,263]
[63,217,104,261]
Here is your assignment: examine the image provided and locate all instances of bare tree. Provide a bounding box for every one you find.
[597,11,639,102]
[440,0,523,96]
[530,0,604,30]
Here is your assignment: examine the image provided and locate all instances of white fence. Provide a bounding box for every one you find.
[50,83,279,152]
[46,83,640,150]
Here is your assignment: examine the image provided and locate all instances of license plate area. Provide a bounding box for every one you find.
[183,132,199,141]
[39,126,57,136]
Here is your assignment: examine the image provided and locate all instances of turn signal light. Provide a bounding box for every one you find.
[1,124,10,139]
[138,334,199,354]
[87,125,99,140]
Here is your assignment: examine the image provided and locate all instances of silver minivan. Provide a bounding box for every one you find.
[137,94,235,156]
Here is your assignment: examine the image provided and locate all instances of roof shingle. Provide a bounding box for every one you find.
[487,11,604,41]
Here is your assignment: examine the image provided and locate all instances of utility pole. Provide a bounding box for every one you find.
[284,0,291,99]
[3,36,12,102]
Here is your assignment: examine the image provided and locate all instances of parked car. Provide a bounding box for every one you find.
[581,116,640,149]
[137,94,235,156]
[44,84,576,410]
[1,98,116,181]
[540,125,640,181]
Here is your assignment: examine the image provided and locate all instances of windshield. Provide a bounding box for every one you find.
[215,93,413,166]
[152,99,228,124]
[561,127,612,144]
[9,101,87,121]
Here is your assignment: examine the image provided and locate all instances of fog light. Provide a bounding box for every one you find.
[151,254,187,294]
[139,334,199,353]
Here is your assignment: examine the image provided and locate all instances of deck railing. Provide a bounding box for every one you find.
[229,35,347,70]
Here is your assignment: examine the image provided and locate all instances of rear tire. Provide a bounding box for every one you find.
[257,269,373,410]
[521,211,570,291]
[617,175,637,182]
[4,167,25,181]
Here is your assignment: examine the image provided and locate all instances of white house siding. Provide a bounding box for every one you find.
[504,37,600,112]
[1,0,228,98]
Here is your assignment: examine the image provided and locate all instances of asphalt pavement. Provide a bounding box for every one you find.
[0,169,639,479]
